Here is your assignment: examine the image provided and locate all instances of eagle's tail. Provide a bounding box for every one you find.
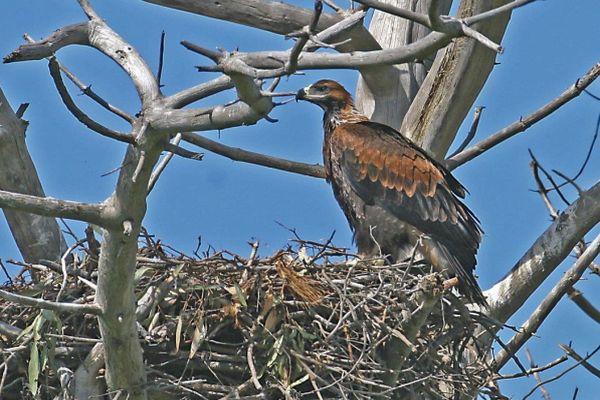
[422,238,487,306]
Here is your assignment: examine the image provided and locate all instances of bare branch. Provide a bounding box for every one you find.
[492,233,600,370]
[526,349,552,400]
[148,133,183,193]
[163,75,234,109]
[0,88,67,267]
[182,132,326,179]
[560,344,600,379]
[285,1,324,75]
[0,289,102,315]
[447,106,484,159]
[446,61,600,170]
[142,0,381,53]
[6,19,160,104]
[495,354,568,380]
[522,345,600,400]
[567,287,600,324]
[48,58,134,143]
[23,33,133,123]
[484,180,600,323]
[0,189,110,227]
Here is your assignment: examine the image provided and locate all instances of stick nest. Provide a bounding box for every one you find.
[0,237,499,399]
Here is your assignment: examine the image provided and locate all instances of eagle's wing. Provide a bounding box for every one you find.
[331,121,482,271]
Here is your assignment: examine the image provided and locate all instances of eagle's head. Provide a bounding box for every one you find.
[296,79,354,112]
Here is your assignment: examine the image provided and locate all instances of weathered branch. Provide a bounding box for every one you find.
[142,0,382,53]
[560,344,600,379]
[48,58,134,143]
[0,88,67,267]
[22,33,133,123]
[182,132,326,179]
[484,180,600,324]
[5,19,159,104]
[492,233,600,370]
[162,75,233,109]
[567,288,600,324]
[447,61,600,170]
[0,189,110,227]
[0,289,102,315]
[400,0,514,156]
[379,273,443,386]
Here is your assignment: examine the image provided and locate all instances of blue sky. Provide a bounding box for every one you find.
[1,1,600,398]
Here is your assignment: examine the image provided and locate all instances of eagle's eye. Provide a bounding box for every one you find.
[314,86,329,94]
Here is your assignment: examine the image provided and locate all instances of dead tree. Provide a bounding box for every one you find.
[0,0,599,399]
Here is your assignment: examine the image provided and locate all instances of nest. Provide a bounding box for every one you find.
[0,236,499,399]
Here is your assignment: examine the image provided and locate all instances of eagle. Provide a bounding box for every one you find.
[296,79,485,305]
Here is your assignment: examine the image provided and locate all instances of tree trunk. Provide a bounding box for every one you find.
[0,88,66,269]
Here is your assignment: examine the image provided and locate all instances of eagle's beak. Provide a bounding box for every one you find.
[295,87,308,102]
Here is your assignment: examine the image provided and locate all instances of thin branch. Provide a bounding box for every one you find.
[526,349,552,400]
[567,287,600,324]
[157,30,166,87]
[148,133,183,193]
[182,132,326,179]
[493,233,600,370]
[162,76,234,109]
[446,61,600,170]
[6,19,160,104]
[560,344,600,378]
[0,189,110,227]
[523,345,600,400]
[0,289,102,315]
[285,1,324,75]
[22,33,134,123]
[447,106,484,159]
[48,58,134,143]
[554,112,599,189]
[495,354,568,380]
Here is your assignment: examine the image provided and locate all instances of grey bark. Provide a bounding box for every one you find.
[401,0,512,157]
[0,88,66,266]
[355,0,452,131]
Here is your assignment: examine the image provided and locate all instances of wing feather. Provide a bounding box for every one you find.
[330,121,482,266]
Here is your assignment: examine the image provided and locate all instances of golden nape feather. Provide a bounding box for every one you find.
[296,80,485,305]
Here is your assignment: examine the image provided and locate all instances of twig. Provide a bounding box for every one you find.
[148,133,182,193]
[559,344,600,378]
[285,1,323,74]
[493,233,600,370]
[0,289,102,315]
[523,345,600,400]
[495,354,568,380]
[525,349,551,400]
[553,111,599,190]
[182,132,326,179]
[0,260,13,286]
[247,343,262,390]
[157,30,166,87]
[447,106,485,159]
[567,287,600,324]
[57,239,86,302]
[528,149,570,207]
[48,58,134,143]
[447,61,600,170]
[22,33,134,123]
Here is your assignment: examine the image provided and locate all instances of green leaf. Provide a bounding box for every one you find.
[134,266,153,283]
[267,335,284,368]
[28,343,39,396]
